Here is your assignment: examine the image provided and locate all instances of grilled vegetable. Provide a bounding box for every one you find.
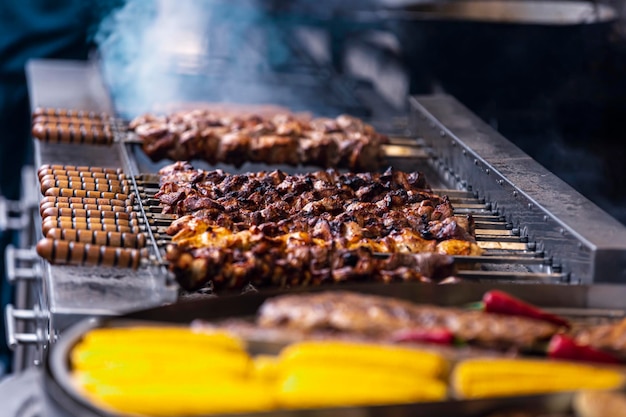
[482,290,570,328]
[279,340,449,379]
[275,340,448,408]
[83,380,275,416]
[452,358,625,399]
[77,326,245,351]
[252,354,281,381]
[548,334,622,365]
[277,368,447,408]
[73,327,452,416]
[72,326,262,416]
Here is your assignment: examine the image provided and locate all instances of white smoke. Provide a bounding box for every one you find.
[96,0,271,117]
[95,0,404,118]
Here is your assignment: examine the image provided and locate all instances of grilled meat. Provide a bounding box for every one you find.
[166,239,455,291]
[573,318,626,355]
[258,291,559,349]
[159,162,477,247]
[130,111,389,171]
[158,162,480,291]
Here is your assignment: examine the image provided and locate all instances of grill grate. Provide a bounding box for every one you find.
[128,137,566,287]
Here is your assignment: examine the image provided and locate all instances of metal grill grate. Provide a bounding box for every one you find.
[128,135,566,287]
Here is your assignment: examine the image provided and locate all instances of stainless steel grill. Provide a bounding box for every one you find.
[129,157,563,286]
[6,58,626,371]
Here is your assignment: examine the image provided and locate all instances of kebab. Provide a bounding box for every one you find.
[158,162,481,290]
[129,111,389,171]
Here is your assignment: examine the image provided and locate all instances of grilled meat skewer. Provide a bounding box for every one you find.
[130,111,389,171]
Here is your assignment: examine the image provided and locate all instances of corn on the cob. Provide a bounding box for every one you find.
[72,351,251,379]
[86,380,275,416]
[79,327,244,351]
[277,367,447,408]
[279,341,448,379]
[452,358,625,399]
[253,355,281,381]
[73,329,451,415]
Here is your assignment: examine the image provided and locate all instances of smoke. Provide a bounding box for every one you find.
[96,0,283,118]
[95,0,400,119]
[96,0,368,118]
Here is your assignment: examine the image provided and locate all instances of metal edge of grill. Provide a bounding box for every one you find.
[410,95,626,285]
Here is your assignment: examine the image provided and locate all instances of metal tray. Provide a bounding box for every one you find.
[43,281,626,417]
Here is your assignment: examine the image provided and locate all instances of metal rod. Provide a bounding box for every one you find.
[454,255,549,266]
[455,270,567,282]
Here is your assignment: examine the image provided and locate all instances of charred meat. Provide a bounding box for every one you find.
[257,291,559,350]
[130,111,389,171]
[159,162,480,291]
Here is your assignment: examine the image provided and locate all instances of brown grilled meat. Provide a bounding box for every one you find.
[167,240,455,291]
[130,111,389,171]
[258,291,559,349]
[573,318,626,355]
[159,162,479,292]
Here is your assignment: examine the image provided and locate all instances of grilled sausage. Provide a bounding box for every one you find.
[40,174,127,186]
[41,207,136,221]
[41,217,140,236]
[38,168,126,181]
[43,187,130,201]
[37,165,122,178]
[39,201,134,215]
[45,228,146,249]
[32,123,113,145]
[36,238,144,269]
[33,107,108,120]
[40,178,129,195]
[32,115,108,127]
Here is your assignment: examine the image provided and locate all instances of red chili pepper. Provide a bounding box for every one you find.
[548,334,622,365]
[483,290,570,328]
[391,328,455,345]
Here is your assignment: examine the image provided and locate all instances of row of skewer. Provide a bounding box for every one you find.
[35,164,155,269]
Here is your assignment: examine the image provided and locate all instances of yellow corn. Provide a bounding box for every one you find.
[74,371,248,394]
[72,351,251,379]
[452,358,625,399]
[277,367,446,408]
[253,355,281,381]
[72,348,249,377]
[279,341,448,379]
[79,327,244,351]
[72,328,265,415]
[85,380,275,416]
[73,331,452,415]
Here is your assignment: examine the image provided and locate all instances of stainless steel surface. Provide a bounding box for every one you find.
[26,60,114,114]
[25,59,176,341]
[4,305,46,350]
[3,167,47,372]
[0,368,44,417]
[5,246,40,284]
[411,94,626,284]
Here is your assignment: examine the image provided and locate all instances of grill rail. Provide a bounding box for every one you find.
[411,95,626,284]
